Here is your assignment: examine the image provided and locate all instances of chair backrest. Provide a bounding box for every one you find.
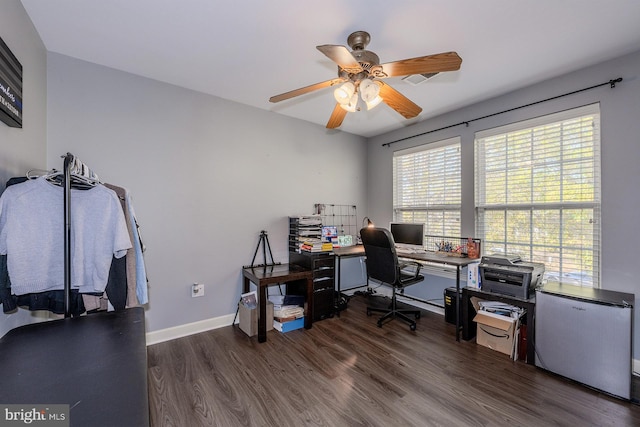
[360,227,400,285]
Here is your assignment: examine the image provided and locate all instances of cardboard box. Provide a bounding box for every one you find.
[473,310,517,356]
[467,260,481,288]
[239,301,273,337]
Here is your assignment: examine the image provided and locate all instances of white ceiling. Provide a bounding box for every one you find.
[20,0,640,138]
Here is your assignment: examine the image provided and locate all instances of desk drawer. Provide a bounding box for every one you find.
[313,257,335,269]
[314,267,334,280]
[313,277,334,291]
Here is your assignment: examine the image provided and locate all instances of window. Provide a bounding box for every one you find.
[393,137,461,236]
[475,104,600,287]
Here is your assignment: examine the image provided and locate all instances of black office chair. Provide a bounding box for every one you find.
[360,227,424,330]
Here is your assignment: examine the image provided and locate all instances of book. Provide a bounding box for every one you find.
[273,315,299,323]
[273,317,304,333]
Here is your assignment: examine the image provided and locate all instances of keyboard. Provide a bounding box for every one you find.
[396,248,427,255]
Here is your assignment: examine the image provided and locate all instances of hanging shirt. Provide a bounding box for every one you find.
[0,177,132,295]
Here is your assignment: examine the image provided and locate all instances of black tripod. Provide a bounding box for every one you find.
[245,230,281,268]
[235,231,282,326]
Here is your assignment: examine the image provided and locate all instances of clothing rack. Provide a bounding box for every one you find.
[61,152,97,318]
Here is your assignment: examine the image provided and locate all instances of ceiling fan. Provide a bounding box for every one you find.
[269,30,462,129]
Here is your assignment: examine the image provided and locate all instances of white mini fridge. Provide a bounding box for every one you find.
[535,282,634,399]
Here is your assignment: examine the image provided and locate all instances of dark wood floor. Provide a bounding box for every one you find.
[148,295,640,426]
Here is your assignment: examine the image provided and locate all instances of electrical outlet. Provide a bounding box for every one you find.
[191,283,204,298]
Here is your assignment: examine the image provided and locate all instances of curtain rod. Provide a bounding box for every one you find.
[382,77,622,148]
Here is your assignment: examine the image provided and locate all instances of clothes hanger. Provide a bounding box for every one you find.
[26,168,57,179]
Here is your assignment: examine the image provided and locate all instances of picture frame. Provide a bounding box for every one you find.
[240,290,257,309]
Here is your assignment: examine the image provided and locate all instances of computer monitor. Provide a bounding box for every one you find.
[390,222,425,250]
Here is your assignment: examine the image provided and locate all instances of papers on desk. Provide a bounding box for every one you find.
[290,215,330,252]
[293,215,322,226]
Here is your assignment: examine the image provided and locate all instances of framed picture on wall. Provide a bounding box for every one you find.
[0,36,22,128]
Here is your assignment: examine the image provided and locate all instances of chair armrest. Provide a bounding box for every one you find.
[399,260,422,278]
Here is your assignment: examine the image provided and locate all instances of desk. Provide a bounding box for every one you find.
[461,287,536,365]
[333,245,477,341]
[332,245,368,314]
[242,264,313,343]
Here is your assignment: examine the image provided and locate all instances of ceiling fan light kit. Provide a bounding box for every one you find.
[359,79,381,103]
[333,82,355,104]
[334,78,382,112]
[269,30,462,129]
[365,95,383,111]
[340,92,358,112]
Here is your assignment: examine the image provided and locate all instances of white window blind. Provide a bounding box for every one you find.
[393,137,461,236]
[475,104,601,287]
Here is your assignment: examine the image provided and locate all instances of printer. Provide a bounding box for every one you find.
[479,255,545,299]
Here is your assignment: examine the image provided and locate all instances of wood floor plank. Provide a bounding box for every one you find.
[148,295,640,426]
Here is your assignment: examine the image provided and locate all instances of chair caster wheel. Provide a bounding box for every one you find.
[377,322,383,328]
[366,309,371,316]
[410,323,417,331]
[415,312,421,319]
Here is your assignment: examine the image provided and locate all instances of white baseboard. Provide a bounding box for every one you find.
[634,359,640,377]
[146,313,236,346]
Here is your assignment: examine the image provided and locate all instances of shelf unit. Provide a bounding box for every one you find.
[288,215,322,253]
[288,216,335,321]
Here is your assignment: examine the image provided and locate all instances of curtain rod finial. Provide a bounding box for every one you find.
[610,77,623,88]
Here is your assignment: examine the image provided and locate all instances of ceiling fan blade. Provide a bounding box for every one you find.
[316,45,364,74]
[326,103,348,129]
[378,82,422,119]
[269,78,346,103]
[379,52,462,78]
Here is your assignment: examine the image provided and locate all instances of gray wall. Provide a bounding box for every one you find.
[3,0,640,361]
[0,0,48,336]
[44,53,367,333]
[367,50,640,358]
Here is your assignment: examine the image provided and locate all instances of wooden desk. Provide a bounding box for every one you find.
[333,245,478,341]
[461,286,536,365]
[242,264,313,343]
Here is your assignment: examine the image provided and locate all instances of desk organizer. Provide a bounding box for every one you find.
[425,235,481,258]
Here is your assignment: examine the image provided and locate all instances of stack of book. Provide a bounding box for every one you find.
[289,215,323,253]
[299,239,333,252]
[269,295,305,332]
[273,305,304,321]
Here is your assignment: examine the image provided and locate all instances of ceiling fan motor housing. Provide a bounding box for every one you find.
[347,31,371,50]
